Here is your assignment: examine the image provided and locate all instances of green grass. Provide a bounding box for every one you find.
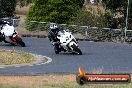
[0,82,131,88]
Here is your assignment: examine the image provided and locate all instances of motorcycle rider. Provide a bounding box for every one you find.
[48,23,66,52]
[48,23,60,43]
[0,20,10,42]
[48,23,60,51]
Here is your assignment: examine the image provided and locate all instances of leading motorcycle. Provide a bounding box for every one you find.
[54,29,82,55]
[0,23,25,47]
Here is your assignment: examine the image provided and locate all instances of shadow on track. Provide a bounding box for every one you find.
[53,52,92,56]
[0,44,26,47]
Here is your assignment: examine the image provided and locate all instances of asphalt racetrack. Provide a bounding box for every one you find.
[0,37,132,74]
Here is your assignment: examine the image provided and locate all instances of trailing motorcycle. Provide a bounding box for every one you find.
[54,29,82,55]
[0,23,25,47]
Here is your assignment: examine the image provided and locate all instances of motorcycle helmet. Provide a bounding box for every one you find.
[49,23,59,34]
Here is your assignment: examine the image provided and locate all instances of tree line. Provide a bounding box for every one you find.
[102,0,132,29]
[0,0,31,18]
[0,0,132,29]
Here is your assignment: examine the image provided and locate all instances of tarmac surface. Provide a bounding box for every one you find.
[0,37,132,74]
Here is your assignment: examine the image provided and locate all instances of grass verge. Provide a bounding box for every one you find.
[0,49,35,65]
[0,74,131,88]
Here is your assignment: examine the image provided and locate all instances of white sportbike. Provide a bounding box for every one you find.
[0,23,25,47]
[55,29,82,55]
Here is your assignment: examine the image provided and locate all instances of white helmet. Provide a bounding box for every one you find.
[50,23,59,33]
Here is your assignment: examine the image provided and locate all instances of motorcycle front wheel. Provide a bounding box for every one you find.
[15,36,25,47]
[71,44,82,55]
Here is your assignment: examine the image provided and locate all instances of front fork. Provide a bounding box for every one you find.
[10,34,18,42]
[68,40,78,50]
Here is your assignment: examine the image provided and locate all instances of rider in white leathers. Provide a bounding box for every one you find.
[0,20,11,42]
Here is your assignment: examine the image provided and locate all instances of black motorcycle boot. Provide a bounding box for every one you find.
[54,43,61,52]
[0,33,5,42]
[0,34,3,42]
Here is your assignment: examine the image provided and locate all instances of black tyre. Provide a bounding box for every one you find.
[71,44,82,55]
[16,36,25,47]
[76,76,86,85]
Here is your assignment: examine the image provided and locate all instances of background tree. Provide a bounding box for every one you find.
[102,0,132,29]
[128,0,132,29]
[0,0,16,18]
[16,0,32,7]
[26,0,85,23]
